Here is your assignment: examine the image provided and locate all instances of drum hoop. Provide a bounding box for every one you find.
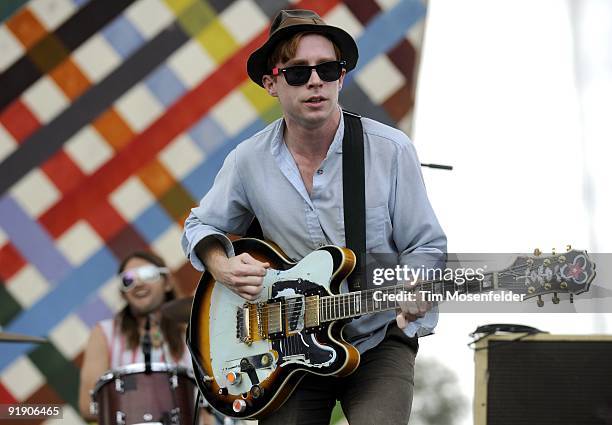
[92,362,195,395]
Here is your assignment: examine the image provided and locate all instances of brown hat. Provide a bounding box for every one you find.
[247,9,359,87]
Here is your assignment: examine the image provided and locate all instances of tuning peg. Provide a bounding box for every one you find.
[552,293,560,304]
[570,294,574,303]
[558,255,566,264]
[566,244,572,252]
[537,295,544,307]
[534,248,541,256]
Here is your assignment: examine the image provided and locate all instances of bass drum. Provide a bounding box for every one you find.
[91,363,196,425]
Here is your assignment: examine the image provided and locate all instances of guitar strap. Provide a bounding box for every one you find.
[341,110,366,292]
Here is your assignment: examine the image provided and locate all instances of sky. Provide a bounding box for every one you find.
[412,1,612,424]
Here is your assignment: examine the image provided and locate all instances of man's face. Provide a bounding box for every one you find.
[121,257,171,316]
[263,34,345,129]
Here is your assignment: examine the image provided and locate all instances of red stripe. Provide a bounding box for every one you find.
[38,0,340,239]
[41,150,86,196]
[0,382,17,404]
[0,100,40,142]
[0,243,26,281]
[85,200,127,242]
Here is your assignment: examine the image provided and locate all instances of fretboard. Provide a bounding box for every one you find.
[318,273,496,322]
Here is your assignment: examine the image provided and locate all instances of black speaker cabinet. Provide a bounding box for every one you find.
[474,334,612,425]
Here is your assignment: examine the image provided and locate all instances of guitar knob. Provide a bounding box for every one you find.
[552,293,560,304]
[232,399,247,413]
[537,296,544,307]
[226,371,242,385]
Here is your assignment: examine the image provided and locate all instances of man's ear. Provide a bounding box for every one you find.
[262,75,278,97]
[338,69,346,91]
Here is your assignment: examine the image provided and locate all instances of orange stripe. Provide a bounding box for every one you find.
[38,0,341,239]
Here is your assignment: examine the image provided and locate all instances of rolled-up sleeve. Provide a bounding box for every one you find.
[392,137,447,337]
[181,149,254,271]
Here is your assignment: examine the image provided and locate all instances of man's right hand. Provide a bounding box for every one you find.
[209,253,269,301]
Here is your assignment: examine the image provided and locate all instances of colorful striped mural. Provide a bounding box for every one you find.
[0,0,427,422]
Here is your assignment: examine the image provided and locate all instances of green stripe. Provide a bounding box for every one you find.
[160,184,196,223]
[176,0,216,37]
[0,285,22,326]
[29,343,80,409]
[0,0,28,23]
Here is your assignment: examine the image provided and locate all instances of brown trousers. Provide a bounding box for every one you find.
[259,324,418,425]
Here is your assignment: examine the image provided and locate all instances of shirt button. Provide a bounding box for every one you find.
[316,169,324,175]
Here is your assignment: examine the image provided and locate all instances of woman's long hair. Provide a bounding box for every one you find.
[117,251,184,361]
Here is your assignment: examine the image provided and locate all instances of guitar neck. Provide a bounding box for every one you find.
[318,274,495,322]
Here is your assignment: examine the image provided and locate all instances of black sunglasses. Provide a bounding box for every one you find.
[272,60,346,86]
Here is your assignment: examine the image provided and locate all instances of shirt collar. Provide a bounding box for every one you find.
[270,107,345,157]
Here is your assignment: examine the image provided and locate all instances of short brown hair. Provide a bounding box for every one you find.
[267,32,342,71]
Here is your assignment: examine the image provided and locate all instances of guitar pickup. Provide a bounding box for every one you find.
[267,299,283,339]
[304,295,320,328]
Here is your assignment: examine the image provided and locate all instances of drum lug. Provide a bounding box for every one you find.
[115,378,124,393]
[170,407,181,425]
[116,411,126,425]
[89,390,98,415]
[169,372,178,389]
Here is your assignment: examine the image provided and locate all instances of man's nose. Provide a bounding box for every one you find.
[307,68,323,86]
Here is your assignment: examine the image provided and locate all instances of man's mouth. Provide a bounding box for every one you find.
[304,96,326,104]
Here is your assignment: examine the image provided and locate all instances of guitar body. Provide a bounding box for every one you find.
[188,238,360,419]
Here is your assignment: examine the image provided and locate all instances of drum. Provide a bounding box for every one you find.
[91,363,196,425]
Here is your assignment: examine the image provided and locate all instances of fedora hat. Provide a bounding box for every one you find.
[247,9,359,87]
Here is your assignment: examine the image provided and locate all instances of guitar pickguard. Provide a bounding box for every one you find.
[271,284,336,368]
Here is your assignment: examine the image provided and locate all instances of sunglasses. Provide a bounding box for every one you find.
[272,60,346,86]
[119,265,169,292]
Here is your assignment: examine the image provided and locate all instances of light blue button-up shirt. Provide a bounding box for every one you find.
[182,113,446,353]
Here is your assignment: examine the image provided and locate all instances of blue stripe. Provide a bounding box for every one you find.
[182,119,267,199]
[132,202,174,243]
[0,196,72,285]
[0,0,426,371]
[0,248,117,370]
[347,0,427,85]
[102,14,145,59]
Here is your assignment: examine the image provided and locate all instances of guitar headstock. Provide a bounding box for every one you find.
[497,246,596,305]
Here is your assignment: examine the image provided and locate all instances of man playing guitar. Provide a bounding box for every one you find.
[182,9,446,424]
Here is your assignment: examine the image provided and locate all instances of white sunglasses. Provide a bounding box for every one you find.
[119,265,169,292]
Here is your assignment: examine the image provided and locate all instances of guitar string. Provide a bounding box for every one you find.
[249,257,579,316]
[233,261,581,328]
[225,258,585,330]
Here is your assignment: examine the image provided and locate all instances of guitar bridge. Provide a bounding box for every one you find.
[236,305,253,344]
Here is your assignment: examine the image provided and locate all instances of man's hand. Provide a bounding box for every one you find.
[196,238,270,301]
[210,253,269,301]
[396,290,431,329]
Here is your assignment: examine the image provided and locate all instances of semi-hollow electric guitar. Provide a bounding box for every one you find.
[187,238,595,419]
